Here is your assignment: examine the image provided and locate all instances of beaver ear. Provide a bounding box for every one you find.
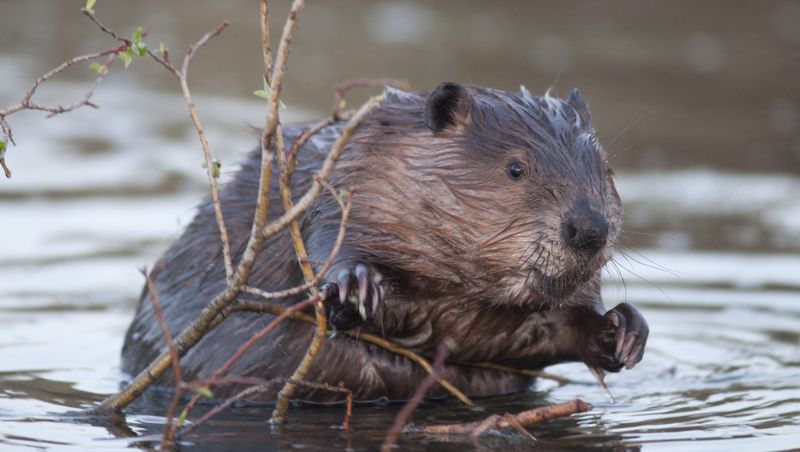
[567,88,592,126]
[424,82,471,132]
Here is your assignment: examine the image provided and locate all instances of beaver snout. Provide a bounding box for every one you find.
[562,207,609,256]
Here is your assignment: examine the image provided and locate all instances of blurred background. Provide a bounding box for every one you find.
[1,1,799,450]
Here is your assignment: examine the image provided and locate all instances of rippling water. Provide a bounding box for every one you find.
[1,1,799,450]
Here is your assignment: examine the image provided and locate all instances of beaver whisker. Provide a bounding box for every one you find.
[616,246,679,277]
[613,251,674,303]
[477,218,521,250]
[607,257,629,304]
[515,236,545,272]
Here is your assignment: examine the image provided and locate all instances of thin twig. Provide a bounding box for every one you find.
[99,53,382,417]
[413,399,592,435]
[381,342,451,451]
[85,13,235,281]
[287,117,335,175]
[167,294,320,439]
[260,94,382,241]
[140,268,183,449]
[220,300,473,406]
[97,19,240,411]
[82,10,178,75]
[501,413,538,442]
[261,0,339,425]
[331,78,409,119]
[260,0,274,83]
[472,361,570,384]
[180,21,229,79]
[175,23,234,282]
[0,47,122,120]
[0,44,123,178]
[231,0,300,291]
[242,186,352,301]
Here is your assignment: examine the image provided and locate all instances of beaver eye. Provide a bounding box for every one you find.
[507,161,525,180]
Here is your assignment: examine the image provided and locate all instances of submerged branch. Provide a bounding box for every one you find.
[381,342,451,451]
[413,399,592,437]
[141,268,184,449]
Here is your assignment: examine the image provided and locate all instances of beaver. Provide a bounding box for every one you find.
[121,82,648,403]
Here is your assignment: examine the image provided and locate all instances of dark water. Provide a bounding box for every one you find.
[1,1,799,450]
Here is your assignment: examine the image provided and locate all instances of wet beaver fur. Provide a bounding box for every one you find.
[121,82,649,403]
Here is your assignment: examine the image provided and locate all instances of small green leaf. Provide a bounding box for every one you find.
[118,50,133,68]
[133,41,148,57]
[128,27,148,58]
[83,0,96,14]
[88,62,108,75]
[159,42,167,55]
[132,26,143,44]
[0,140,7,154]
[201,160,222,178]
[338,188,349,198]
[192,386,214,398]
[176,408,188,427]
[253,80,286,108]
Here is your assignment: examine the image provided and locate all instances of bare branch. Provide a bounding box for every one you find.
[260,94,382,241]
[413,399,592,436]
[0,46,122,178]
[180,21,229,79]
[0,50,118,119]
[99,39,384,417]
[83,10,178,75]
[84,12,235,278]
[242,186,352,301]
[177,75,233,280]
[381,342,451,451]
[220,300,474,406]
[287,117,335,174]
[167,294,321,439]
[332,78,409,119]
[260,0,274,82]
[140,268,183,449]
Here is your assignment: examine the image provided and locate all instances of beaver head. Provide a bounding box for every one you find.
[337,82,621,308]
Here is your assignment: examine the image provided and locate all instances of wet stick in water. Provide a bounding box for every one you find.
[413,399,592,438]
[381,341,453,451]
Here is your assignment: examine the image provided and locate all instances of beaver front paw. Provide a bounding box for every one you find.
[584,302,649,372]
[321,264,384,331]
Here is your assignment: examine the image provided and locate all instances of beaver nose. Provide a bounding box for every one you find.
[563,208,609,255]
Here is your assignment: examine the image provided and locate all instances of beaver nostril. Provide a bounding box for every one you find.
[564,221,579,242]
[563,209,609,254]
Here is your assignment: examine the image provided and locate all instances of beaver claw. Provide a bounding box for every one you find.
[321,264,384,331]
[585,302,648,372]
